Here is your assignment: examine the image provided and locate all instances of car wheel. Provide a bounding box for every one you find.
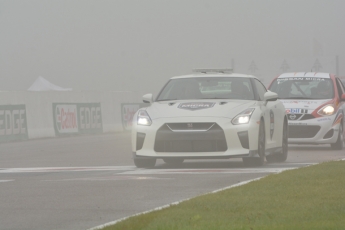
[163,158,184,165]
[243,120,265,167]
[265,153,277,163]
[134,158,156,168]
[242,157,257,167]
[276,121,288,162]
[331,123,344,150]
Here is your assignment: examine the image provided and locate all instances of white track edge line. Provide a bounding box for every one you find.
[88,160,343,230]
[0,180,14,183]
[87,176,265,230]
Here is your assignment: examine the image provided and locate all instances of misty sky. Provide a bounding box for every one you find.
[1,0,345,95]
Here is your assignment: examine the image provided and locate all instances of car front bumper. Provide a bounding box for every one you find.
[288,116,340,144]
[132,116,261,159]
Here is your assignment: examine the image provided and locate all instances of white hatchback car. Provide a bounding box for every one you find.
[268,72,345,149]
[132,70,288,168]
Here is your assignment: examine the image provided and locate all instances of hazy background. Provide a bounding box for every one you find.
[1,0,345,96]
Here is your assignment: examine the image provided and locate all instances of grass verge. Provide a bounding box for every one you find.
[102,161,345,230]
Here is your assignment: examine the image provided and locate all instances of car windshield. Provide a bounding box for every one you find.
[341,79,345,87]
[269,77,334,99]
[156,77,255,101]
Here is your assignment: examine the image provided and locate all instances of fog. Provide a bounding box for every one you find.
[1,0,345,95]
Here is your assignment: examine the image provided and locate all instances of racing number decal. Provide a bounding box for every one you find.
[270,110,275,140]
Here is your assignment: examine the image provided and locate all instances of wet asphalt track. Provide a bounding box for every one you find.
[0,132,344,230]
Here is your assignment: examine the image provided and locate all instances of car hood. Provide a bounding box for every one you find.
[145,100,257,119]
[280,99,330,112]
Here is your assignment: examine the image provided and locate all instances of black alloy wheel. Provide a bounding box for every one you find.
[266,120,288,163]
[243,120,265,167]
[276,121,288,162]
[256,121,266,165]
[331,123,344,150]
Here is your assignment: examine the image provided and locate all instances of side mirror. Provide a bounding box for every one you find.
[341,93,345,102]
[142,94,153,103]
[264,91,278,102]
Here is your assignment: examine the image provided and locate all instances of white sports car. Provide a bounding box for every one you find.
[268,72,345,149]
[132,70,288,168]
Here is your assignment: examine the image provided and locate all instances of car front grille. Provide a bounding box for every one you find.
[299,114,315,120]
[287,114,315,121]
[165,122,215,131]
[288,125,320,138]
[154,123,227,152]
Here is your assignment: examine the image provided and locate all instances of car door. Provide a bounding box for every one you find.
[253,79,283,150]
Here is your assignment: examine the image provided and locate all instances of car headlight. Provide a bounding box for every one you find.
[137,110,152,126]
[231,108,255,125]
[317,105,335,116]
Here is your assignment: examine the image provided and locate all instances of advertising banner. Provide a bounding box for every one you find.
[53,103,103,136]
[121,103,147,131]
[0,104,28,142]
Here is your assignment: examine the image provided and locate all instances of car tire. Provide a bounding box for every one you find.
[243,120,265,167]
[134,158,156,168]
[163,158,184,165]
[242,157,257,167]
[331,123,344,150]
[265,120,288,163]
[265,153,277,163]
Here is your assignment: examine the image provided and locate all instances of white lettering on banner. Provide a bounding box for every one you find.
[0,110,3,135]
[20,110,26,134]
[5,110,11,134]
[85,108,90,129]
[55,105,78,133]
[12,110,19,135]
[80,106,101,130]
[80,107,84,129]
[0,109,26,136]
[61,108,78,130]
[91,107,96,128]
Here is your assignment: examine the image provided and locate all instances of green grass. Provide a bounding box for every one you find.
[102,161,345,230]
